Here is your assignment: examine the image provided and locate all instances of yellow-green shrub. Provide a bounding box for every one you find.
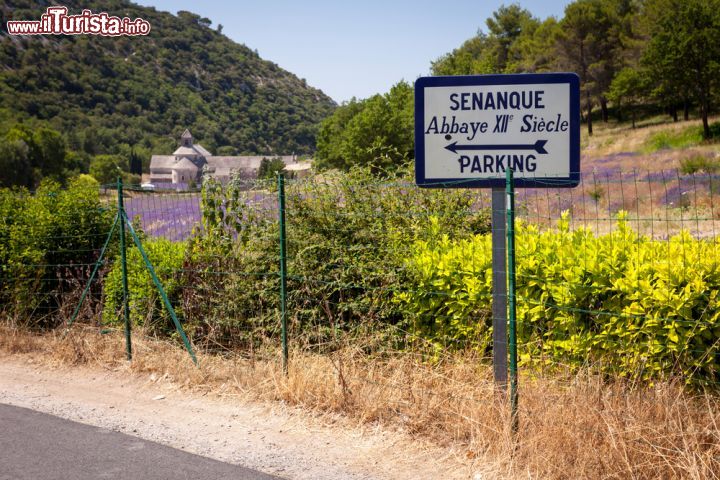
[398,212,720,384]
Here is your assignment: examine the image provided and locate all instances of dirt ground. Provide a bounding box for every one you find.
[0,353,477,480]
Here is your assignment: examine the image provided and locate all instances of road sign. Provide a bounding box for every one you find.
[414,73,580,188]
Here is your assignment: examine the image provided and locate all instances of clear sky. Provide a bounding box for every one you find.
[135,1,572,104]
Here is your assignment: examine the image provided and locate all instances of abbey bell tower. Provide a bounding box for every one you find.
[180,129,193,147]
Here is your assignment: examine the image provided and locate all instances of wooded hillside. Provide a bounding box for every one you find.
[0,0,336,186]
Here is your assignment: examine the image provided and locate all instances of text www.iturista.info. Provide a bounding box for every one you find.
[7,6,151,36]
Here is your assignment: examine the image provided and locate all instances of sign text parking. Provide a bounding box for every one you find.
[414,74,580,188]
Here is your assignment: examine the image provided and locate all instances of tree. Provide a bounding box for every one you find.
[594,0,640,123]
[507,17,561,73]
[485,4,540,72]
[555,0,640,132]
[4,124,69,185]
[431,5,540,75]
[89,154,126,185]
[314,99,367,171]
[607,67,650,128]
[315,82,414,173]
[216,145,238,156]
[129,149,143,175]
[431,34,495,75]
[257,157,286,180]
[556,0,608,135]
[0,139,32,188]
[64,151,91,176]
[31,127,67,179]
[642,0,720,138]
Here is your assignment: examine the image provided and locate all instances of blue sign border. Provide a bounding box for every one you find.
[414,73,581,188]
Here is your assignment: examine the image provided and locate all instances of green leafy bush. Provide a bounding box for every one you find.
[180,165,490,347]
[181,176,280,345]
[0,175,114,326]
[398,211,720,384]
[393,217,494,355]
[680,153,720,174]
[103,238,186,334]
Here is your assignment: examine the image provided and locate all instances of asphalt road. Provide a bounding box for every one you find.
[0,403,282,480]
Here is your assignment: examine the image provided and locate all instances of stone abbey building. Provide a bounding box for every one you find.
[149,129,300,185]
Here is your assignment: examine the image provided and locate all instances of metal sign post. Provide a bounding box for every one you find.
[414,72,581,429]
[491,188,507,388]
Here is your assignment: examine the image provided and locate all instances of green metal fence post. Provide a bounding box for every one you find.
[118,177,132,361]
[122,212,198,366]
[278,173,289,374]
[506,167,518,433]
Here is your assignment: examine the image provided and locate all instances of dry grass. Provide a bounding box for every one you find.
[582,114,720,157]
[1,323,719,479]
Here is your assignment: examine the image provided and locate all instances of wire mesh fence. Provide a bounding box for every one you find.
[2,168,720,422]
[3,167,720,479]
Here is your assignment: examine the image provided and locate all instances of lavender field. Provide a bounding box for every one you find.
[124,193,202,241]
[511,148,720,238]
[121,189,278,241]
[117,159,720,243]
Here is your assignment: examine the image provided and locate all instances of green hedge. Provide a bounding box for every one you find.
[179,166,490,347]
[6,169,718,385]
[398,212,720,384]
[0,175,113,326]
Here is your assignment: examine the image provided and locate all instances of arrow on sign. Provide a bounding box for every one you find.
[445,139,548,155]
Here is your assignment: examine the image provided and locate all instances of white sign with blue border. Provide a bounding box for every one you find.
[415,73,580,188]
